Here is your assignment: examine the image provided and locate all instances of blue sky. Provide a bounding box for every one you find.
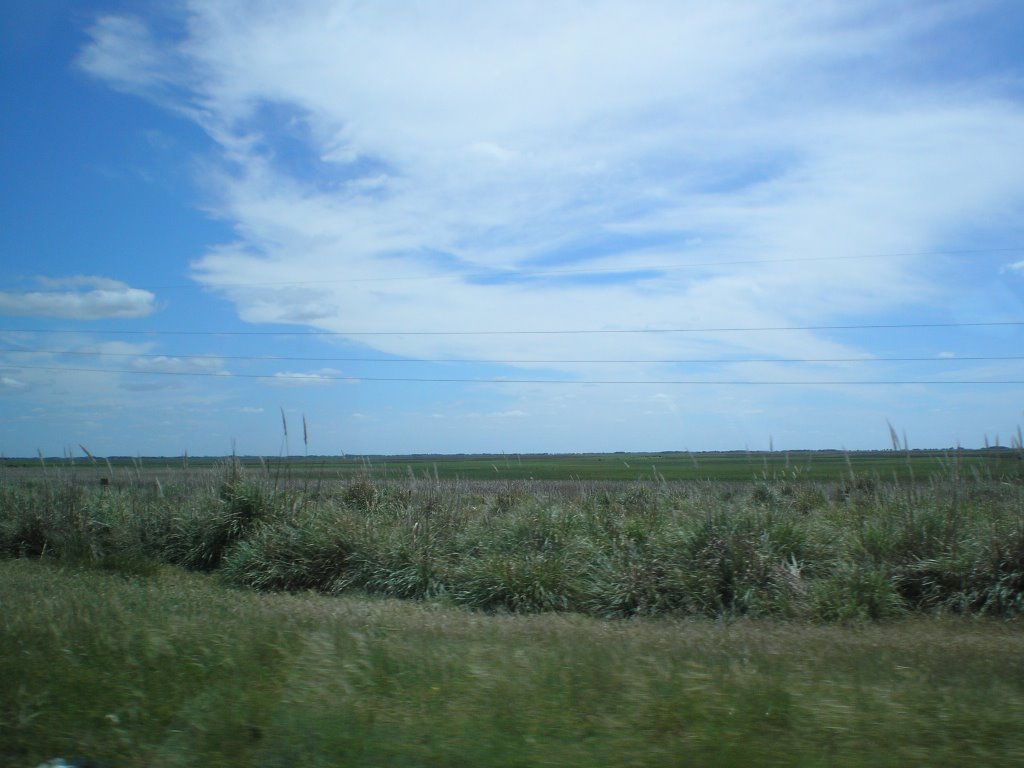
[2,0,1024,458]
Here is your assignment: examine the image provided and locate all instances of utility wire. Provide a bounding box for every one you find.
[8,364,1024,386]
[3,349,1024,365]
[193,250,1002,287]
[33,246,1023,290]
[3,321,1024,337]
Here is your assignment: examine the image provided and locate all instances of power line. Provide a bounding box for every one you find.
[55,246,1024,290]
[196,249,1007,287]
[3,348,1024,365]
[3,321,1024,337]
[7,364,1024,386]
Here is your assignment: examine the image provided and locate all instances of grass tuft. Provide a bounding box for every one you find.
[1,458,1022,621]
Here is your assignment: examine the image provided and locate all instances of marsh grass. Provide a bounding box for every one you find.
[2,559,1023,767]
[1,459,1022,621]
[2,449,1023,765]
[1,451,1023,766]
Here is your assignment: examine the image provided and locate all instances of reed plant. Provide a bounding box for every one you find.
[1,458,1021,621]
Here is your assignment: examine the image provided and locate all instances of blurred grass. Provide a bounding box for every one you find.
[2,453,1023,764]
[2,559,1024,767]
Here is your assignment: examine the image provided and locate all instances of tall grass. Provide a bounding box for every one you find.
[2,458,1021,621]
[2,456,1024,765]
[3,559,1024,767]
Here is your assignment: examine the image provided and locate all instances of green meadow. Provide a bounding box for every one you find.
[2,449,1023,766]
[3,445,1022,482]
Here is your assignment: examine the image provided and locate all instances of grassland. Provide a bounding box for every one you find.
[4,445,1022,482]
[1,450,1022,765]
[4,560,1024,767]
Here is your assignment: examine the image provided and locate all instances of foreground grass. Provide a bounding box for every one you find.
[3,559,1024,767]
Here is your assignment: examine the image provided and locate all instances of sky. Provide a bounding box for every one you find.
[2,0,1024,458]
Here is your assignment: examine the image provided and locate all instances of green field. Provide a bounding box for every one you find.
[326,448,1021,482]
[2,451,1023,765]
[4,446,1021,483]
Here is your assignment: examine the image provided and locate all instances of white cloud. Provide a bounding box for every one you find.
[76,15,186,101]
[268,368,346,387]
[130,355,226,374]
[89,340,158,356]
[0,376,26,389]
[0,276,157,319]
[36,275,131,290]
[78,2,1024,387]
[490,410,527,419]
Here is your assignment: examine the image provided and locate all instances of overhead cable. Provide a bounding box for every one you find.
[3,320,1024,337]
[41,246,1024,290]
[8,364,1024,386]
[2,349,1024,365]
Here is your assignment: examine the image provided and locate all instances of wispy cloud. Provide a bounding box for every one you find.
[75,15,188,103]
[268,368,346,387]
[67,1,1024,452]
[77,3,1024,371]
[0,276,157,319]
[130,355,226,375]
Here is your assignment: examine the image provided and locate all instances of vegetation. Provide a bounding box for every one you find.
[3,560,1024,767]
[1,453,1022,620]
[1,450,1022,764]
[4,445,1022,482]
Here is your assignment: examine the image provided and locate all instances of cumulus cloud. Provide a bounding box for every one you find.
[0,276,157,319]
[78,1,1024,381]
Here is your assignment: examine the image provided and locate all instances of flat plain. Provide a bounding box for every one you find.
[2,449,1022,766]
